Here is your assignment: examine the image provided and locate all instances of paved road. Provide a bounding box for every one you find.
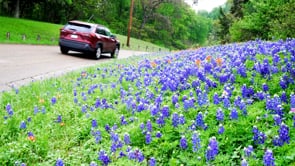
[0,44,147,91]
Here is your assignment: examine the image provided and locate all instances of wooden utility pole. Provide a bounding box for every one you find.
[127,0,135,47]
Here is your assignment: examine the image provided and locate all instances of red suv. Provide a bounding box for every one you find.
[59,20,120,59]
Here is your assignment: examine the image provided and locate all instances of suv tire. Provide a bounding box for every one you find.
[60,46,69,54]
[111,46,119,58]
[95,45,102,59]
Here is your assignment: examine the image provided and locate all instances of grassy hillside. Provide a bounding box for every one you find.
[0,16,167,52]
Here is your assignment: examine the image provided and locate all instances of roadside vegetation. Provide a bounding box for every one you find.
[0,16,167,52]
[1,39,294,165]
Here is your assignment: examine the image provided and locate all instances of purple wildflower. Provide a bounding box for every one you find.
[55,158,64,166]
[172,94,179,105]
[20,121,26,129]
[120,115,127,125]
[244,145,254,157]
[148,157,156,166]
[180,135,188,150]
[273,114,281,126]
[192,131,201,152]
[252,126,266,144]
[230,108,238,120]
[205,137,218,162]
[51,96,57,105]
[92,119,98,128]
[156,114,165,127]
[263,149,275,166]
[156,131,162,138]
[241,158,248,166]
[150,105,159,117]
[98,150,111,166]
[213,92,220,105]
[195,112,204,128]
[89,161,97,166]
[146,120,152,132]
[216,108,224,121]
[223,96,231,108]
[124,133,131,145]
[218,124,225,134]
[172,113,179,128]
[179,114,185,125]
[278,123,290,144]
[146,132,152,144]
[262,83,269,92]
[291,93,295,109]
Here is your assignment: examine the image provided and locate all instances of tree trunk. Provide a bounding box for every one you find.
[14,0,20,18]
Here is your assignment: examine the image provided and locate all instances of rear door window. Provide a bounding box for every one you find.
[65,23,91,33]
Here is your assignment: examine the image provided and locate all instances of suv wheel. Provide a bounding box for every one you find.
[111,46,119,58]
[95,45,102,59]
[60,46,69,54]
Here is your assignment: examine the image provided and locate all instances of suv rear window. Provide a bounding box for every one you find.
[64,23,92,33]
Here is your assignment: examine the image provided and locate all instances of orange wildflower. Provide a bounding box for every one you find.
[151,61,157,68]
[28,136,36,142]
[39,98,45,104]
[195,59,201,67]
[167,59,171,64]
[60,122,65,126]
[216,58,223,66]
[81,71,87,78]
[206,55,212,62]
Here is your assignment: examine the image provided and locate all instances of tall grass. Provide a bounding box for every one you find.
[0,16,168,51]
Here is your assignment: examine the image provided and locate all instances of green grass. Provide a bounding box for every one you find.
[0,16,168,52]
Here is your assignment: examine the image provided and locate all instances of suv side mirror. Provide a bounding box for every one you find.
[110,34,116,39]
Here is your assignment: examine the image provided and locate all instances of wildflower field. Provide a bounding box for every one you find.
[1,39,295,166]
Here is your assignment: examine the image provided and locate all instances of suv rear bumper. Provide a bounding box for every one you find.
[59,39,95,52]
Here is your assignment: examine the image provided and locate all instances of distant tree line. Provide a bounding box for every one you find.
[200,0,295,44]
[0,0,212,49]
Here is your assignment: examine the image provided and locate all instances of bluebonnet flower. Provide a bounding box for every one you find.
[92,130,101,143]
[156,131,162,138]
[192,131,201,152]
[51,96,57,105]
[89,161,97,166]
[56,115,62,123]
[172,94,179,105]
[205,137,218,162]
[252,126,266,144]
[179,114,185,125]
[216,108,224,121]
[161,106,170,118]
[241,158,248,166]
[110,132,119,142]
[218,124,225,134]
[180,135,188,150]
[223,96,231,108]
[278,123,290,144]
[280,91,287,103]
[150,105,159,117]
[105,124,110,133]
[81,105,87,113]
[41,106,46,114]
[146,132,152,144]
[241,84,248,98]
[291,93,295,111]
[273,114,281,126]
[146,120,152,132]
[5,103,13,116]
[124,133,131,145]
[172,113,179,128]
[74,97,78,104]
[140,123,145,131]
[156,114,165,127]
[213,92,220,105]
[244,145,254,157]
[120,115,127,125]
[195,112,205,128]
[98,150,111,165]
[20,121,26,129]
[34,105,39,114]
[230,108,238,120]
[263,149,275,166]
[91,119,98,128]
[279,78,287,89]
[55,158,64,166]
[148,157,156,166]
[272,135,283,147]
